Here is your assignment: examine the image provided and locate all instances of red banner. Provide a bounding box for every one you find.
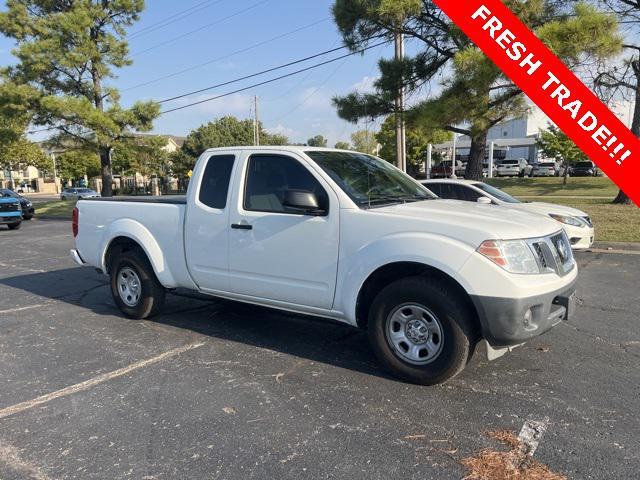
[432,0,639,206]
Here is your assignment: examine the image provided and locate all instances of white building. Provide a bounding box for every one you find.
[434,101,633,163]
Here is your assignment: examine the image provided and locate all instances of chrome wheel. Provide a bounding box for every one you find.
[385,303,444,365]
[117,267,141,307]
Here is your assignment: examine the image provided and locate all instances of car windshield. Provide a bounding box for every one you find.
[501,160,518,165]
[0,189,18,198]
[305,151,435,208]
[539,162,556,167]
[575,162,593,168]
[76,188,92,193]
[472,182,521,204]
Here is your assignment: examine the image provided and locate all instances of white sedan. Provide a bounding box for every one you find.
[422,179,595,249]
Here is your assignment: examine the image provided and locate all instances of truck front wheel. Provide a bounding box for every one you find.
[368,277,477,385]
[110,249,165,319]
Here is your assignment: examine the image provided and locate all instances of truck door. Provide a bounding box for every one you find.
[184,153,237,291]
[227,151,339,310]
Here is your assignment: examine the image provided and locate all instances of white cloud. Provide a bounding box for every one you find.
[297,87,333,111]
[352,76,379,94]
[265,124,301,138]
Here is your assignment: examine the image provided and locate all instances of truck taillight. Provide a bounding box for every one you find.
[72,207,79,238]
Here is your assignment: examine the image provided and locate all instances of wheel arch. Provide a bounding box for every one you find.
[100,219,177,287]
[354,261,481,335]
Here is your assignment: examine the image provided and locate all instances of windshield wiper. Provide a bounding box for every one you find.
[363,195,431,208]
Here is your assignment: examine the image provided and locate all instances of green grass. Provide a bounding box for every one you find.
[486,176,619,198]
[36,200,77,218]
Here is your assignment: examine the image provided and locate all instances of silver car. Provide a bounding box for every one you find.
[60,188,101,200]
[532,162,558,177]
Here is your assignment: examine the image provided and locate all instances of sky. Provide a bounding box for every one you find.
[0,0,404,147]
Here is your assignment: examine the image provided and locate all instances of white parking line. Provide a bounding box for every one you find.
[0,305,47,316]
[0,342,204,421]
[518,417,550,456]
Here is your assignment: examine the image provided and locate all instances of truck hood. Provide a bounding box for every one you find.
[374,199,561,243]
[510,201,588,218]
[0,197,19,204]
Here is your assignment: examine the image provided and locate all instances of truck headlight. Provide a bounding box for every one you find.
[549,213,584,227]
[477,240,540,274]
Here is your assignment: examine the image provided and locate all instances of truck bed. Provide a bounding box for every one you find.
[83,196,187,205]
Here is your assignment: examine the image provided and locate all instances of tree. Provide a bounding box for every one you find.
[178,116,289,173]
[307,135,328,147]
[537,124,586,184]
[56,150,101,184]
[594,0,640,204]
[377,114,451,175]
[0,111,51,187]
[335,141,351,150]
[0,0,160,197]
[351,130,378,154]
[332,0,620,180]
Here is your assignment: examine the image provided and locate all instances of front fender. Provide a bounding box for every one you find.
[99,218,178,288]
[336,233,477,325]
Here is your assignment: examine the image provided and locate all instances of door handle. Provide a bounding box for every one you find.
[231,223,252,230]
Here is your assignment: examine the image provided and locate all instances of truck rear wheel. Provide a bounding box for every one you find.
[110,248,165,319]
[368,276,477,385]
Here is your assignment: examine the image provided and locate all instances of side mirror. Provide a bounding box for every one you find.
[477,196,492,205]
[283,190,325,215]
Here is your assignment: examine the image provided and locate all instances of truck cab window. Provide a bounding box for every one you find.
[244,154,328,214]
[199,154,235,209]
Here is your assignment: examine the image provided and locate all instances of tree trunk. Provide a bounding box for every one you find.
[613,189,632,205]
[100,148,113,197]
[562,161,569,185]
[465,130,486,180]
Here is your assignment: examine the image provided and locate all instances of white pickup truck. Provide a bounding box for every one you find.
[71,147,577,385]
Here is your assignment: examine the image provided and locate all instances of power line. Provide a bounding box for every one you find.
[122,18,330,92]
[160,40,390,115]
[129,0,226,40]
[158,37,384,104]
[131,0,271,57]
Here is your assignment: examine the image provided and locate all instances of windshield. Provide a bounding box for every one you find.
[538,162,555,167]
[501,160,518,165]
[472,182,521,204]
[575,162,592,168]
[0,190,18,198]
[305,151,435,208]
[77,188,92,193]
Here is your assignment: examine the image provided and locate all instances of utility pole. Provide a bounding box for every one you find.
[395,31,407,172]
[254,95,260,147]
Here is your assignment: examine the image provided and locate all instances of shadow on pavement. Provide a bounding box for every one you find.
[0,266,390,381]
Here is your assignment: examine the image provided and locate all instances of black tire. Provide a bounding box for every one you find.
[23,215,32,220]
[110,248,165,319]
[368,276,477,385]
[7,222,21,230]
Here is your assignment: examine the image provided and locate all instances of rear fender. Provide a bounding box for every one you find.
[100,218,177,287]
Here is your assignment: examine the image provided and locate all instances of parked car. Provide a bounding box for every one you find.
[430,160,465,178]
[532,162,558,177]
[0,189,34,220]
[496,158,532,177]
[482,162,498,178]
[60,187,101,200]
[72,147,577,385]
[570,161,599,177]
[422,179,595,249]
[0,192,22,230]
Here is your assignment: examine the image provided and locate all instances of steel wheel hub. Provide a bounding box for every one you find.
[117,267,141,307]
[385,304,444,365]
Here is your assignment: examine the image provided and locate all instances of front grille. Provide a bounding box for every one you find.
[527,232,575,276]
[0,203,20,212]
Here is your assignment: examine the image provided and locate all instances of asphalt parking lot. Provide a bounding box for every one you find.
[0,220,638,479]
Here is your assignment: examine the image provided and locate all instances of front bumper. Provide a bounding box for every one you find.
[70,249,86,266]
[471,278,577,347]
[0,212,22,224]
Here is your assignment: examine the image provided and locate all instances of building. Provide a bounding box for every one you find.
[433,101,633,164]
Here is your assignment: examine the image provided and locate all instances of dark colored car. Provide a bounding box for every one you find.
[570,161,599,177]
[0,189,34,219]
